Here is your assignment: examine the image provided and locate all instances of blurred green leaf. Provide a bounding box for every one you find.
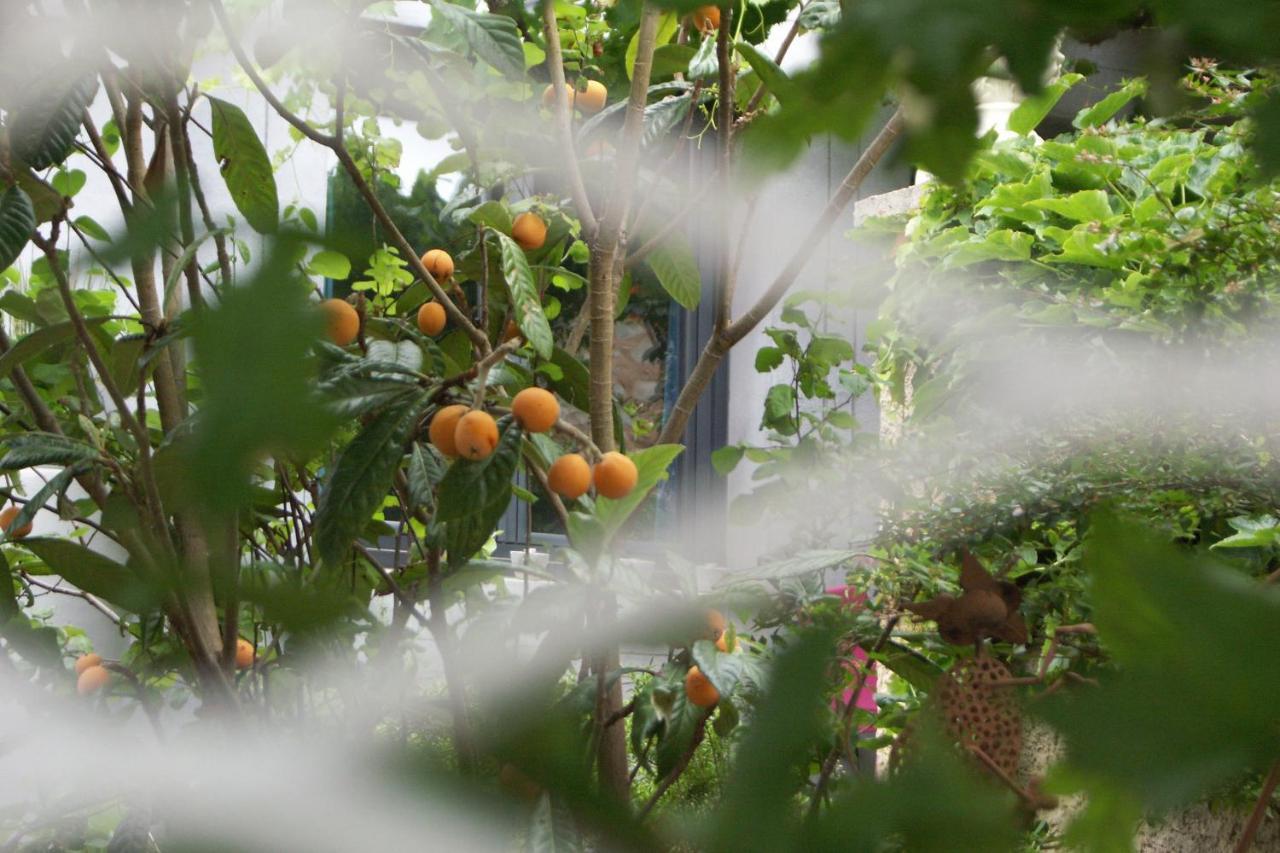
[804,720,1021,852]
[190,250,336,513]
[1036,514,1280,817]
[710,628,837,851]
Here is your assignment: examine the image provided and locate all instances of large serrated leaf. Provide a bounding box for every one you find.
[577,82,690,143]
[406,441,446,512]
[430,2,525,78]
[642,94,691,148]
[21,535,157,612]
[691,639,747,696]
[208,96,279,234]
[315,399,419,566]
[0,186,36,271]
[0,316,110,383]
[688,34,718,81]
[3,465,80,543]
[0,433,99,470]
[654,671,703,778]
[445,483,510,567]
[436,418,523,522]
[873,641,944,691]
[10,73,98,170]
[546,348,591,411]
[645,236,701,309]
[493,231,553,359]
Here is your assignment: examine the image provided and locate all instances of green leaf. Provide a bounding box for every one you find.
[627,12,678,80]
[1073,78,1148,129]
[3,465,80,543]
[687,34,718,81]
[315,398,420,566]
[691,639,747,695]
[710,628,838,851]
[806,720,1021,852]
[1006,72,1083,135]
[642,94,692,148]
[406,441,446,512]
[807,335,854,366]
[754,346,784,373]
[592,444,683,543]
[654,669,704,778]
[436,418,523,522]
[468,200,514,234]
[527,793,582,853]
[493,231,553,359]
[73,215,110,241]
[308,249,351,279]
[940,230,1034,267]
[208,96,280,234]
[710,444,744,475]
[744,549,860,580]
[21,535,157,613]
[0,186,36,271]
[10,72,98,170]
[50,169,86,198]
[0,317,110,382]
[577,82,691,143]
[547,347,591,410]
[1211,515,1280,550]
[1028,189,1113,223]
[874,640,944,691]
[735,41,795,105]
[190,246,336,512]
[1037,514,1280,815]
[430,1,525,77]
[0,433,98,469]
[645,236,701,309]
[652,43,697,78]
[762,384,796,433]
[445,482,511,567]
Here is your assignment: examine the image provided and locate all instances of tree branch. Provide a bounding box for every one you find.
[540,0,598,238]
[210,0,490,353]
[656,108,904,446]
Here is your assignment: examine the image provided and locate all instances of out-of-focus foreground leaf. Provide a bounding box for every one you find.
[1035,514,1280,838]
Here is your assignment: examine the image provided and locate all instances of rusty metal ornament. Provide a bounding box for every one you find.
[889,655,1023,780]
[903,551,1028,646]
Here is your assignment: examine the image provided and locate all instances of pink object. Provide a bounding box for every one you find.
[827,586,878,731]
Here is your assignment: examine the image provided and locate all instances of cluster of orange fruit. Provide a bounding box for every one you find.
[73,639,256,698]
[429,387,638,500]
[319,211,550,349]
[540,80,607,116]
[684,609,736,708]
